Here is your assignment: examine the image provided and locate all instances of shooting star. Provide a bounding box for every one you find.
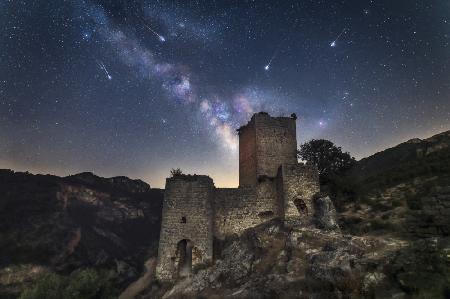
[97,61,112,80]
[264,46,281,71]
[330,28,347,47]
[140,17,166,42]
[264,19,299,71]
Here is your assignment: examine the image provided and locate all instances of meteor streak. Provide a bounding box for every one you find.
[264,46,281,71]
[330,28,347,47]
[264,19,299,71]
[140,17,166,42]
[98,61,112,80]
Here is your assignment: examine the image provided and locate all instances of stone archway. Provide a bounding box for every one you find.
[175,239,193,278]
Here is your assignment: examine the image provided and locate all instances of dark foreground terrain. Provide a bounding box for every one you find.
[0,171,163,298]
[1,130,450,298]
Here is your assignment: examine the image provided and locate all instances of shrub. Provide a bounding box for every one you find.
[20,269,117,299]
[20,273,64,299]
[64,269,115,299]
[170,168,183,177]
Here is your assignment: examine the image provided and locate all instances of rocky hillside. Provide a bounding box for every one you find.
[337,130,450,239]
[0,170,163,298]
[146,218,449,298]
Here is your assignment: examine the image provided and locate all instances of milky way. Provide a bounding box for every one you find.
[1,1,449,187]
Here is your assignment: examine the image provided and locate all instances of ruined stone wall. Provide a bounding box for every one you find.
[256,178,283,218]
[213,183,279,239]
[156,176,214,281]
[239,118,257,187]
[280,163,320,225]
[254,113,297,179]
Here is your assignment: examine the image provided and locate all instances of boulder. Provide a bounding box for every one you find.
[314,196,340,231]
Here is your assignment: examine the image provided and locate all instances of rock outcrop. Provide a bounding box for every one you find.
[147,219,449,298]
[313,195,340,231]
[0,170,163,298]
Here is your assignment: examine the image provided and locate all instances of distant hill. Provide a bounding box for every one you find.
[351,130,450,188]
[0,170,163,298]
[337,130,450,239]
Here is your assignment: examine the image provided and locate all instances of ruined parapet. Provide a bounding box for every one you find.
[255,175,285,221]
[238,112,297,187]
[213,187,256,239]
[213,183,280,239]
[279,163,320,225]
[155,175,214,282]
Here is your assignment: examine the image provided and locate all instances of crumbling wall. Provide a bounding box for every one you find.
[156,176,214,281]
[213,183,279,239]
[256,177,282,218]
[281,163,320,225]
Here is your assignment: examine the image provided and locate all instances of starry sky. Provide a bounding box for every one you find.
[1,0,449,188]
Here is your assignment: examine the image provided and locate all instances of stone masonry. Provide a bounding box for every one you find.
[156,112,320,281]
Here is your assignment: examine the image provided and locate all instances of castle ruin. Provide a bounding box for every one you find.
[156,112,320,281]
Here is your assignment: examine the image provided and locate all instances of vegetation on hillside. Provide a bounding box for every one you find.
[19,269,117,299]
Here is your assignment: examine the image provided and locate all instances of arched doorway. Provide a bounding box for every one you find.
[176,239,193,278]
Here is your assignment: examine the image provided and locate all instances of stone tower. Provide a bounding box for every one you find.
[238,112,298,187]
[155,175,214,281]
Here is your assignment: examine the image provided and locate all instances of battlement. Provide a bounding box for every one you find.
[237,112,297,133]
[166,174,214,184]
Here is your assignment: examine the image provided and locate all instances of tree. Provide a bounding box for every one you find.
[170,168,183,177]
[297,139,356,180]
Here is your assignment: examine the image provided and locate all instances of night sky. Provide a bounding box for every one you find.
[1,0,449,187]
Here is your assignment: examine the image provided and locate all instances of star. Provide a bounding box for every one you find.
[1,0,448,189]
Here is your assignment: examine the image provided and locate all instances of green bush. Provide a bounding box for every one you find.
[20,268,117,299]
[19,273,64,299]
[391,240,450,298]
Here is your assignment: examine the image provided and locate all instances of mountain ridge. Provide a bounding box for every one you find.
[0,169,164,298]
